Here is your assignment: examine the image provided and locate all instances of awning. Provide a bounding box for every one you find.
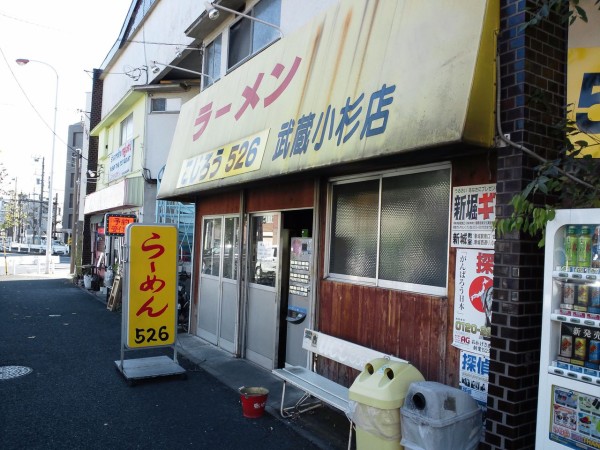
[158,0,498,200]
[84,177,144,215]
[89,214,105,225]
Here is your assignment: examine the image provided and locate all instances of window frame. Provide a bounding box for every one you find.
[200,214,240,280]
[225,0,282,72]
[325,162,452,296]
[150,97,182,113]
[119,113,134,146]
[203,34,222,89]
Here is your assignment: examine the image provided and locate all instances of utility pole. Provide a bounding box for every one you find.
[52,192,58,240]
[70,149,81,274]
[34,156,46,242]
[38,157,45,244]
[12,178,17,242]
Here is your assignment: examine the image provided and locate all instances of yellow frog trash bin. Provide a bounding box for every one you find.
[348,358,424,450]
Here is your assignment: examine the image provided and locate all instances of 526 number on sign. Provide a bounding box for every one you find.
[134,326,170,344]
[177,129,270,188]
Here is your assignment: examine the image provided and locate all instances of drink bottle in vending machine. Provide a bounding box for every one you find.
[536,210,600,450]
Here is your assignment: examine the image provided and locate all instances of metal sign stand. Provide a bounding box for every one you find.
[114,223,186,385]
[114,346,186,386]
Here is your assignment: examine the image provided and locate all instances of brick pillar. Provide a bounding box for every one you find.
[82,68,103,266]
[483,2,568,449]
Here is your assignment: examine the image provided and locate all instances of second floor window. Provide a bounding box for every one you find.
[228,0,281,69]
[120,113,133,145]
[204,35,222,87]
[151,97,182,112]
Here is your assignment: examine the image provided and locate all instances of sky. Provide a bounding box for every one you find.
[0,1,132,207]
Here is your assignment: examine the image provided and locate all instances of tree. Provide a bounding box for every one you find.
[495,1,600,246]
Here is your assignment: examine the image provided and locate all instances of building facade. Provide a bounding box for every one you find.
[61,122,83,245]
[84,0,203,270]
[90,1,600,448]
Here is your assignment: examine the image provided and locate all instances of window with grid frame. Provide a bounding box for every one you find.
[327,164,451,296]
[228,0,281,70]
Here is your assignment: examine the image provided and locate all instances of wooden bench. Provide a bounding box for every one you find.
[272,329,408,449]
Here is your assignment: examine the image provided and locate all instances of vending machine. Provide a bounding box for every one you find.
[536,209,600,449]
[284,237,313,367]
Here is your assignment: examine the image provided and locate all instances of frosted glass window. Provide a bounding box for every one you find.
[328,166,450,293]
[329,180,379,278]
[379,169,450,288]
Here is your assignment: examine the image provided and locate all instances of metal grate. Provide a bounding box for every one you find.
[0,366,33,380]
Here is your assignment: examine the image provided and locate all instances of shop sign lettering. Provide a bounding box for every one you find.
[270,83,396,160]
[192,57,302,141]
[177,130,269,188]
[125,225,177,348]
[567,45,600,158]
[182,54,396,187]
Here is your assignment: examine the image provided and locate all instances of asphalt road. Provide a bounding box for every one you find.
[0,276,320,450]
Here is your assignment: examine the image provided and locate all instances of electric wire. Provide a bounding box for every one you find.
[0,10,61,32]
[0,46,90,163]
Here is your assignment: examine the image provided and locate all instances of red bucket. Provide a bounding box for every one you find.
[239,386,269,418]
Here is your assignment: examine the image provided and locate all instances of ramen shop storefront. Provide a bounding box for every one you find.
[158,0,498,375]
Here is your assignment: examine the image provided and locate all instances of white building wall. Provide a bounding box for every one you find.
[100,0,204,117]
[281,0,338,33]
[101,0,339,119]
[144,91,198,177]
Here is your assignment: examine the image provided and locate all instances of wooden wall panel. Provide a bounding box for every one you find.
[313,153,495,387]
[195,190,241,216]
[317,280,448,386]
[246,178,314,212]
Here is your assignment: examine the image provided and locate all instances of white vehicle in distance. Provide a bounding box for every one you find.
[41,239,70,255]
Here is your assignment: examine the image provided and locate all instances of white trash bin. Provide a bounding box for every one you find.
[400,381,482,450]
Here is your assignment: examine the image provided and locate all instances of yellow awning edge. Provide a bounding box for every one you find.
[158,0,499,200]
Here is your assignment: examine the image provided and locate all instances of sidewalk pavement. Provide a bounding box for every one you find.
[44,265,352,450]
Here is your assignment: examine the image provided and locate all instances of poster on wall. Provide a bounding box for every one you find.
[453,248,494,356]
[459,350,490,403]
[109,139,134,182]
[451,184,496,249]
[549,385,600,449]
[459,349,489,434]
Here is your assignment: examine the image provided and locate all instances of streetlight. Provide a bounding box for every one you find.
[16,58,58,274]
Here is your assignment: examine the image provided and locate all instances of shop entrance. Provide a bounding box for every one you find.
[197,215,240,353]
[245,213,283,369]
[244,209,314,370]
